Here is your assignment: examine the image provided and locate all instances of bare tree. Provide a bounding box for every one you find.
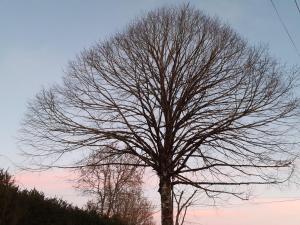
[20,5,299,225]
[110,187,155,225]
[173,188,197,225]
[76,150,155,225]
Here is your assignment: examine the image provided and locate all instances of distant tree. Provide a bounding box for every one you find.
[0,169,14,187]
[20,5,299,225]
[76,150,155,225]
[0,169,19,225]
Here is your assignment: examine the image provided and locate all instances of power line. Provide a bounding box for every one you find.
[192,197,300,208]
[270,0,300,57]
[152,197,300,209]
[295,0,300,15]
[185,220,204,225]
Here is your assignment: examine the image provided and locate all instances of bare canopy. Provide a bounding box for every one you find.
[21,5,299,225]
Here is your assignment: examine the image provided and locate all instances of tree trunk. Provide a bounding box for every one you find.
[159,177,173,225]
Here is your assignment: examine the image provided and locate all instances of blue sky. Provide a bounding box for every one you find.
[0,1,300,224]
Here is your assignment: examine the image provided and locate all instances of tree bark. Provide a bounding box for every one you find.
[159,177,173,225]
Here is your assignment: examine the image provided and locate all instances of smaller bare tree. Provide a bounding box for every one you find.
[76,149,155,225]
[173,188,198,225]
[111,187,155,225]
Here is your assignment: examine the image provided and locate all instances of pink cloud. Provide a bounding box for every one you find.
[14,169,88,207]
[15,169,75,191]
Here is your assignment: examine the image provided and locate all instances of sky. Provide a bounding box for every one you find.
[0,0,300,224]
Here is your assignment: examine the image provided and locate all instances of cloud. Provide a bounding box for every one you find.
[185,198,300,225]
[14,169,88,207]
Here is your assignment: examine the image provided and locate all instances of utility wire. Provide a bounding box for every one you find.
[192,197,300,208]
[151,197,300,209]
[185,220,204,225]
[295,0,300,15]
[270,0,300,57]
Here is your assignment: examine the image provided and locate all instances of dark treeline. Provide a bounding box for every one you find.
[0,169,126,225]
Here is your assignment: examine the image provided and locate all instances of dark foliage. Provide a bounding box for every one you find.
[0,169,126,225]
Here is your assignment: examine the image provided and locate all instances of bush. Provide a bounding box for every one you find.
[0,169,127,225]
